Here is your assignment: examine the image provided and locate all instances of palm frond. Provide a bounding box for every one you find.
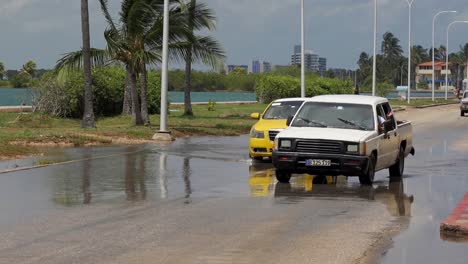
[55,48,110,72]
[98,0,118,32]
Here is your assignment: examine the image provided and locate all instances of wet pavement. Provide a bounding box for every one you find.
[0,104,467,263]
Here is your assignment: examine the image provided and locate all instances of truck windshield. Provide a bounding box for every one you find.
[291,102,375,131]
[263,101,303,119]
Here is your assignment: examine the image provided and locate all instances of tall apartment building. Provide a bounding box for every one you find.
[318,57,327,76]
[251,60,272,74]
[291,45,321,72]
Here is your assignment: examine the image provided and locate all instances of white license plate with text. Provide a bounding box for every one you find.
[305,159,331,167]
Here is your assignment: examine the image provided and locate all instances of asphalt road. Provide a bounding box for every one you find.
[0,104,466,264]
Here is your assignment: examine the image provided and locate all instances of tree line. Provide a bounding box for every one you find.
[0,60,45,88]
[357,31,468,91]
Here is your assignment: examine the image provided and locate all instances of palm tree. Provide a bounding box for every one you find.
[381,32,403,59]
[22,60,37,78]
[177,0,225,116]
[58,0,168,125]
[80,0,96,128]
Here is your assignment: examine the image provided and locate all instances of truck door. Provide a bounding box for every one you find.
[376,104,392,170]
[382,103,399,165]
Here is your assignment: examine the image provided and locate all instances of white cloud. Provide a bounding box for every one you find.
[0,0,38,17]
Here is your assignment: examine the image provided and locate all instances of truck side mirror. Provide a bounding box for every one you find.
[286,116,294,126]
[383,119,393,132]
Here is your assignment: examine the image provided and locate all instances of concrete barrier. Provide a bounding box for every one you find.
[0,106,33,113]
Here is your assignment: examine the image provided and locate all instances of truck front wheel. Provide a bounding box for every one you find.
[359,155,375,185]
[276,170,292,183]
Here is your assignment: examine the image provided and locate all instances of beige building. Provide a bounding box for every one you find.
[415,62,451,90]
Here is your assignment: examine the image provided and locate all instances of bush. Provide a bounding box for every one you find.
[10,71,33,88]
[254,75,354,103]
[146,71,162,114]
[35,67,162,117]
[376,82,394,97]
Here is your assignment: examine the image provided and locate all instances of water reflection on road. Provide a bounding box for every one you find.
[249,163,414,218]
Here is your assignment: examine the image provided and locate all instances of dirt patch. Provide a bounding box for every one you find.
[10,141,75,148]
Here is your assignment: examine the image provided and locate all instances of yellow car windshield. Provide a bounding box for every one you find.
[263,101,303,120]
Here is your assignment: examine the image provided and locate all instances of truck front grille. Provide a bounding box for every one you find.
[295,140,343,154]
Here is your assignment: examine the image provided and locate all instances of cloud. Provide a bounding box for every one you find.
[0,0,38,17]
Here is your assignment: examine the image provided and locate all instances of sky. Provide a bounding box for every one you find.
[1,0,468,70]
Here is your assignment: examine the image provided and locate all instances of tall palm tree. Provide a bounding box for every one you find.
[177,0,225,116]
[81,0,96,128]
[381,32,403,60]
[22,60,38,78]
[58,0,168,125]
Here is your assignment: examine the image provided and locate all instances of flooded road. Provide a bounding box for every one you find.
[0,104,466,263]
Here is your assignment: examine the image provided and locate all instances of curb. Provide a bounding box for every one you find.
[440,193,468,238]
[415,102,459,109]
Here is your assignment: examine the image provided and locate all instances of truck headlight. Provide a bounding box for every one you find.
[274,138,279,151]
[280,139,292,149]
[346,144,359,154]
[250,128,265,139]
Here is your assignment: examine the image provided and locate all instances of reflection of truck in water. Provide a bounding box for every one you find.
[274,175,414,217]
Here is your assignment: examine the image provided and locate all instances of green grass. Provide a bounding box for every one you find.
[0,103,267,159]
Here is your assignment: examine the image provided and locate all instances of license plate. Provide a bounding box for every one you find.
[305,159,331,167]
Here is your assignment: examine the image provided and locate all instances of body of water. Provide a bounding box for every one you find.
[0,88,452,106]
[0,88,34,106]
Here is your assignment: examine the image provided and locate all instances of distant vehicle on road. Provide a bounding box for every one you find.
[249,98,305,161]
[460,91,468,116]
[272,95,415,185]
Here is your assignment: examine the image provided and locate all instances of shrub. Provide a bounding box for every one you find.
[254,75,354,103]
[10,71,33,88]
[35,67,162,117]
[376,82,394,97]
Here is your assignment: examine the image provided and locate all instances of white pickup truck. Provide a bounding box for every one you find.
[272,95,415,185]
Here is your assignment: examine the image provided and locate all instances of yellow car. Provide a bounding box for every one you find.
[249,98,305,160]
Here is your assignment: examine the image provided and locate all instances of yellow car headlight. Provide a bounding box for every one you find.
[250,128,265,139]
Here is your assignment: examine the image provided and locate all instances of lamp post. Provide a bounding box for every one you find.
[301,0,305,98]
[372,0,377,96]
[432,11,457,101]
[405,0,415,104]
[445,21,468,100]
[153,0,172,141]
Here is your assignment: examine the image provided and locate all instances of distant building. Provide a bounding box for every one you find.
[328,68,354,80]
[251,60,272,74]
[415,61,451,89]
[226,65,249,74]
[318,57,327,76]
[291,45,320,72]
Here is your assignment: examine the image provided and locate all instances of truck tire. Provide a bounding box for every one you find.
[389,147,405,178]
[276,170,292,183]
[359,155,375,185]
[461,111,465,117]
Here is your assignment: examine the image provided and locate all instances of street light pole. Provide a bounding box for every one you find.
[153,0,172,141]
[432,11,457,101]
[445,21,468,100]
[372,0,377,96]
[405,0,414,104]
[301,0,305,98]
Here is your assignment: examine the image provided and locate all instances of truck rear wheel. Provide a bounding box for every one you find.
[461,111,465,117]
[276,170,292,183]
[359,155,375,185]
[389,147,405,178]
